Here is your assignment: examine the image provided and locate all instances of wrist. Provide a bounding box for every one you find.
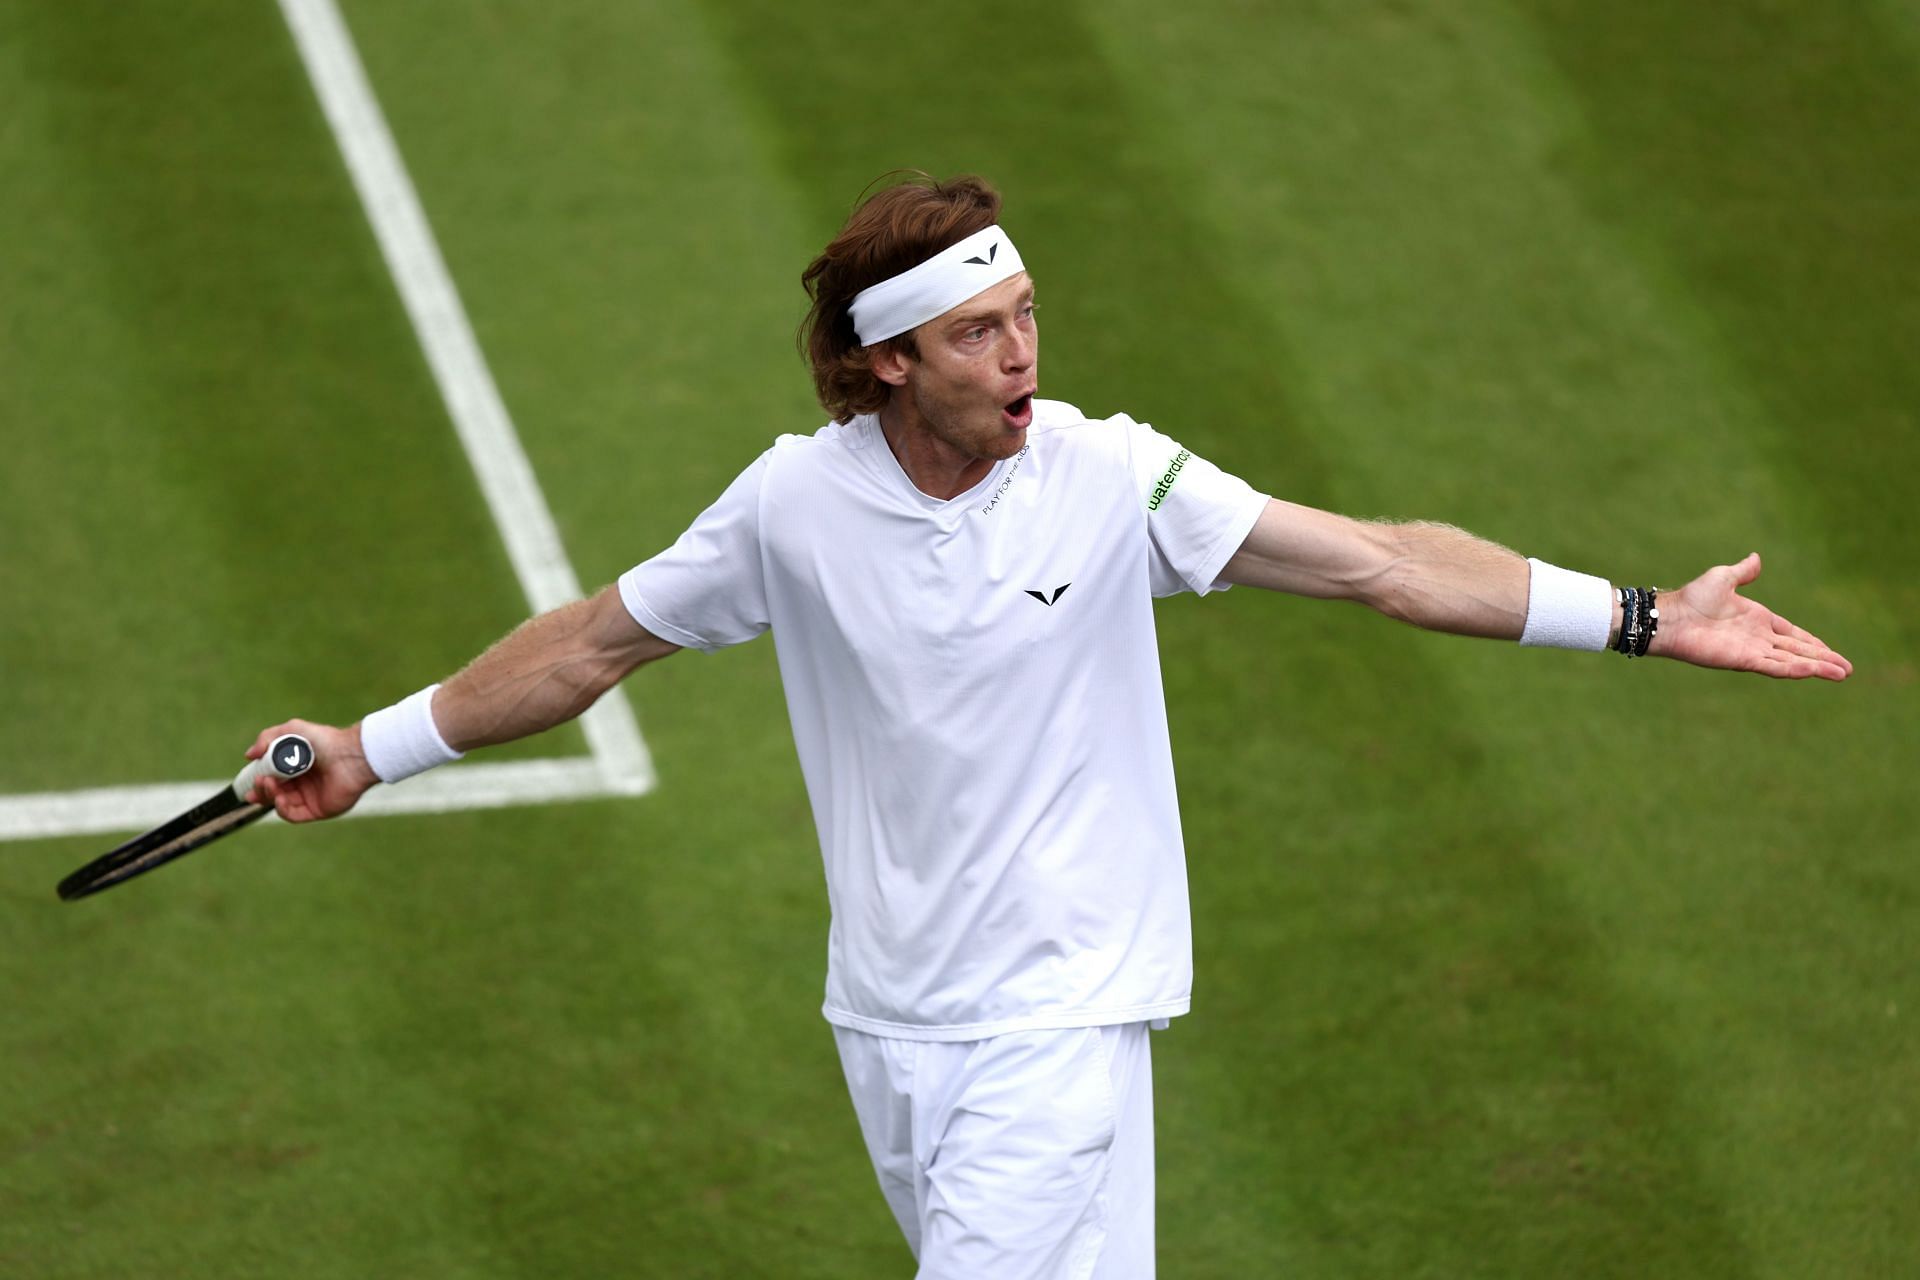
[1611,586,1660,658]
[359,684,464,783]
[340,723,383,791]
[1644,593,1679,658]
[1519,559,1613,650]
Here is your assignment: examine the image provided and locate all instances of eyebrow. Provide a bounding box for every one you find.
[943,283,1037,331]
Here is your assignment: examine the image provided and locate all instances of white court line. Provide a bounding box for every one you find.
[0,0,654,844]
[0,761,616,843]
[277,0,653,792]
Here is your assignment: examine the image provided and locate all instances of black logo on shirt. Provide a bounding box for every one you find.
[963,242,1000,266]
[1025,583,1071,606]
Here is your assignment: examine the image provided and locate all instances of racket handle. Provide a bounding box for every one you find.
[232,733,317,800]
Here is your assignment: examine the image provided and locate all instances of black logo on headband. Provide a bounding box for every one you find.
[963,242,1000,266]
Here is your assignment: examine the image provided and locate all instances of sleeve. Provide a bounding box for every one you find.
[1121,416,1270,597]
[617,452,772,653]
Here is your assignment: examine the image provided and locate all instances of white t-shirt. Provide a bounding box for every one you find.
[618,399,1268,1041]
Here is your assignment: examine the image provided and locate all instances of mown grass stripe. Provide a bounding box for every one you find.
[1504,2,1920,1270]
[0,0,573,789]
[1515,0,1920,632]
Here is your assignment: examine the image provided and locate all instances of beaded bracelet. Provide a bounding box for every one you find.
[1615,586,1659,658]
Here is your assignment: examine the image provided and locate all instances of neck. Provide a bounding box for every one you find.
[877,398,995,500]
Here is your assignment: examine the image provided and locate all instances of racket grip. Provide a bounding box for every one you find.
[232,733,317,800]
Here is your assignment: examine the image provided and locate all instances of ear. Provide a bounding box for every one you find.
[868,342,913,388]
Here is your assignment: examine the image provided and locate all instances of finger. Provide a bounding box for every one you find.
[1758,640,1850,679]
[1800,640,1854,675]
[1758,649,1851,681]
[283,785,328,824]
[1769,612,1833,650]
[1780,631,1854,672]
[1810,636,1851,675]
[1770,617,1854,675]
[271,782,310,823]
[246,720,306,762]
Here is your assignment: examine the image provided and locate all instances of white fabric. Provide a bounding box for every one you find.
[619,401,1267,1041]
[1518,558,1614,651]
[833,1021,1158,1279]
[359,683,463,783]
[848,225,1027,345]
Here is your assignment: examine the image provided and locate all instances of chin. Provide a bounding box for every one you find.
[987,429,1027,459]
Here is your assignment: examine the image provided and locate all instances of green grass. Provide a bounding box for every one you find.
[0,0,580,786]
[2,1,1914,1276]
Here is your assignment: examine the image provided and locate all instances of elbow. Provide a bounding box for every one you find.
[588,584,681,679]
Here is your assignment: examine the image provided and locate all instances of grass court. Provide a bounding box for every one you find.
[2,1,1915,1275]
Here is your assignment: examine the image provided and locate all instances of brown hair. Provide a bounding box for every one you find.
[800,172,1003,423]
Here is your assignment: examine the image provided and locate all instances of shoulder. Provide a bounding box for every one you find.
[755,416,873,481]
[1026,399,1138,453]
[767,417,862,457]
[1027,400,1166,472]
[1028,397,1098,438]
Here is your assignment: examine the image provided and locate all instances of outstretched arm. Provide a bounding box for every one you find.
[244,584,681,822]
[1219,498,1851,680]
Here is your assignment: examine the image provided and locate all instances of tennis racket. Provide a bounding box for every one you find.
[57,733,316,901]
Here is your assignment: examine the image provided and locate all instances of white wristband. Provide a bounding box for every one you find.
[359,684,464,783]
[1519,559,1614,651]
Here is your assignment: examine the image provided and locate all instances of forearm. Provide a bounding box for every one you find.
[1363,521,1535,640]
[431,586,674,751]
[246,587,678,821]
[1223,502,1525,637]
[1222,501,1629,643]
[1361,525,1648,648]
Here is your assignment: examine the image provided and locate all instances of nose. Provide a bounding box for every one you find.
[1004,319,1036,372]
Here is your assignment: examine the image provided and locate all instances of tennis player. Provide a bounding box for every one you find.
[249,174,1851,1279]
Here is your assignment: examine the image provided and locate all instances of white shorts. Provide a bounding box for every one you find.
[832,1021,1157,1280]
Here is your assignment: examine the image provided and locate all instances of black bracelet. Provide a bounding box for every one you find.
[1615,586,1640,656]
[1615,585,1657,658]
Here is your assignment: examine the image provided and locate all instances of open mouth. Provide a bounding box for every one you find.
[1002,393,1034,428]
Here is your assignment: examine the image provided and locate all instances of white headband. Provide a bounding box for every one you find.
[848,225,1026,346]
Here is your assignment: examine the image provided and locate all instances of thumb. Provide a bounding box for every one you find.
[246,720,312,763]
[1729,551,1762,589]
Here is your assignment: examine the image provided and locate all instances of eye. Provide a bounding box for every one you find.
[963,326,989,343]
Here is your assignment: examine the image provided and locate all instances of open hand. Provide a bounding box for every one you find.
[1652,553,1852,681]
[243,720,381,821]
